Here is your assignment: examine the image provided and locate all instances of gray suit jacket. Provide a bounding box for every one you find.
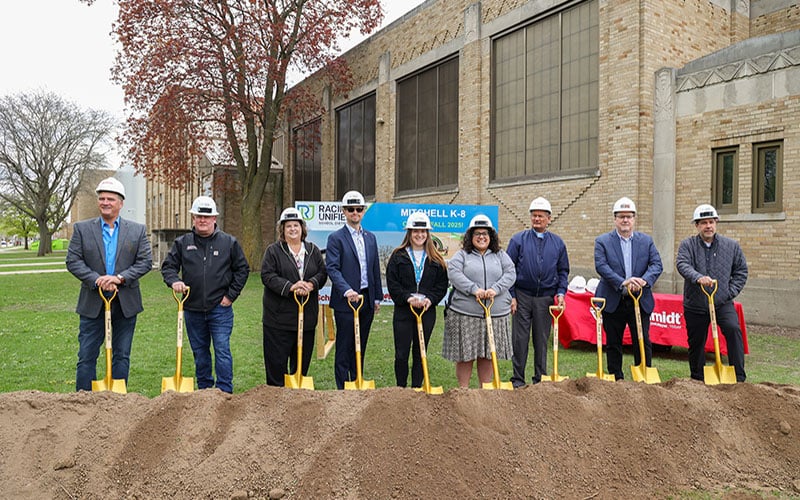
[66,217,152,318]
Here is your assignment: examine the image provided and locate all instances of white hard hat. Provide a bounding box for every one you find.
[568,276,587,294]
[95,177,126,200]
[279,207,304,224]
[528,197,552,213]
[468,214,493,230]
[586,278,599,294]
[612,197,636,214]
[190,196,219,216]
[341,190,366,206]
[692,204,719,222]
[405,212,432,230]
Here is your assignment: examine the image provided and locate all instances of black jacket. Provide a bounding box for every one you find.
[161,227,250,312]
[261,240,327,330]
[386,248,449,321]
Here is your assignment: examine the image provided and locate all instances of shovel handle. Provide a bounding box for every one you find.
[626,285,643,304]
[98,287,117,311]
[409,303,425,322]
[548,303,565,321]
[347,294,364,314]
[293,290,310,311]
[475,296,494,317]
[590,297,606,313]
[172,287,190,310]
[700,279,718,301]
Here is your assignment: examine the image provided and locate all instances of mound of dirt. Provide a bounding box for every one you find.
[1,379,799,499]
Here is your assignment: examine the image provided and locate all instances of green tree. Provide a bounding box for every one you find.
[0,204,37,249]
[0,91,115,256]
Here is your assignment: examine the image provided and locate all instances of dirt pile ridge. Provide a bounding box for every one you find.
[1,379,799,499]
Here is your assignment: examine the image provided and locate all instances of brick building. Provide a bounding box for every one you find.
[284,0,800,327]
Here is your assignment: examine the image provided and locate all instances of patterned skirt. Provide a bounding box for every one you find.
[442,310,512,362]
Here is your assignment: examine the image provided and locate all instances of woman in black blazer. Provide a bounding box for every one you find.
[385,212,449,388]
[261,207,327,386]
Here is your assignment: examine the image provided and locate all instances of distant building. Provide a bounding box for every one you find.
[283,0,800,327]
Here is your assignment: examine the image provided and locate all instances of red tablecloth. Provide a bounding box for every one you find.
[557,291,748,354]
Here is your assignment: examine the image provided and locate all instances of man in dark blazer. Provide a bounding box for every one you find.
[325,190,382,389]
[66,177,152,391]
[594,197,663,380]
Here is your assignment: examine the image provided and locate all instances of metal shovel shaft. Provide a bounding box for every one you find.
[286,292,314,390]
[93,288,126,394]
[628,287,660,384]
[411,305,442,394]
[162,288,193,393]
[544,304,567,382]
[476,297,513,390]
[344,295,374,390]
[701,281,737,385]
[588,298,615,381]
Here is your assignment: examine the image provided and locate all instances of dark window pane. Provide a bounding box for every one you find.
[722,153,734,205]
[492,0,597,179]
[763,149,776,204]
[336,94,376,198]
[397,57,459,193]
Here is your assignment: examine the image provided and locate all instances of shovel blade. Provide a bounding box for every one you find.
[704,365,736,385]
[284,372,315,390]
[414,385,444,395]
[482,380,514,391]
[586,372,616,382]
[630,364,661,384]
[93,378,127,394]
[161,375,194,393]
[344,379,375,391]
[543,374,569,382]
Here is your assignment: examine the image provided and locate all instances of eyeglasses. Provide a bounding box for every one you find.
[615,214,635,220]
[473,231,490,238]
[344,207,364,213]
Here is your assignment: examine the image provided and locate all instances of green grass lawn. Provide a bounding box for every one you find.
[1,249,798,397]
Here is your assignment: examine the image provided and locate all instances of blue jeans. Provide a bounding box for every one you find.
[184,304,234,393]
[76,305,137,391]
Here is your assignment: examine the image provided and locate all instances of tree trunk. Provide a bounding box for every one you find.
[36,223,51,257]
[238,172,281,273]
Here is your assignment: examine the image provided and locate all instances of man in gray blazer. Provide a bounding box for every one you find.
[66,177,152,391]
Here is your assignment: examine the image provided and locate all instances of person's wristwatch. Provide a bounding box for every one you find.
[116,274,125,284]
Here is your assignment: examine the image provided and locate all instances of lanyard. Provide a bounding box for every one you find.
[407,248,426,284]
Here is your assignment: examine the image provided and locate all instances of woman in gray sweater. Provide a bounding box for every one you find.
[443,214,516,387]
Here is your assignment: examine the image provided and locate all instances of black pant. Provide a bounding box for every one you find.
[602,297,652,380]
[393,309,436,388]
[511,292,553,385]
[333,304,374,390]
[684,303,746,382]
[263,325,315,386]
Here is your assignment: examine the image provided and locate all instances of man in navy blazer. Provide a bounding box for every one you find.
[326,190,382,389]
[66,177,152,391]
[594,197,663,380]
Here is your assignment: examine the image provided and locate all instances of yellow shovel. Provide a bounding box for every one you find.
[587,297,615,381]
[410,304,443,395]
[700,280,737,385]
[476,297,513,391]
[344,295,375,390]
[92,288,127,394]
[628,286,660,384]
[161,288,194,393]
[543,304,568,382]
[285,291,314,390]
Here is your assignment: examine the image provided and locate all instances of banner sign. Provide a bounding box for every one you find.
[295,202,499,305]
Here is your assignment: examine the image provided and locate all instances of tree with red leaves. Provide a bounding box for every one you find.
[102,0,382,268]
